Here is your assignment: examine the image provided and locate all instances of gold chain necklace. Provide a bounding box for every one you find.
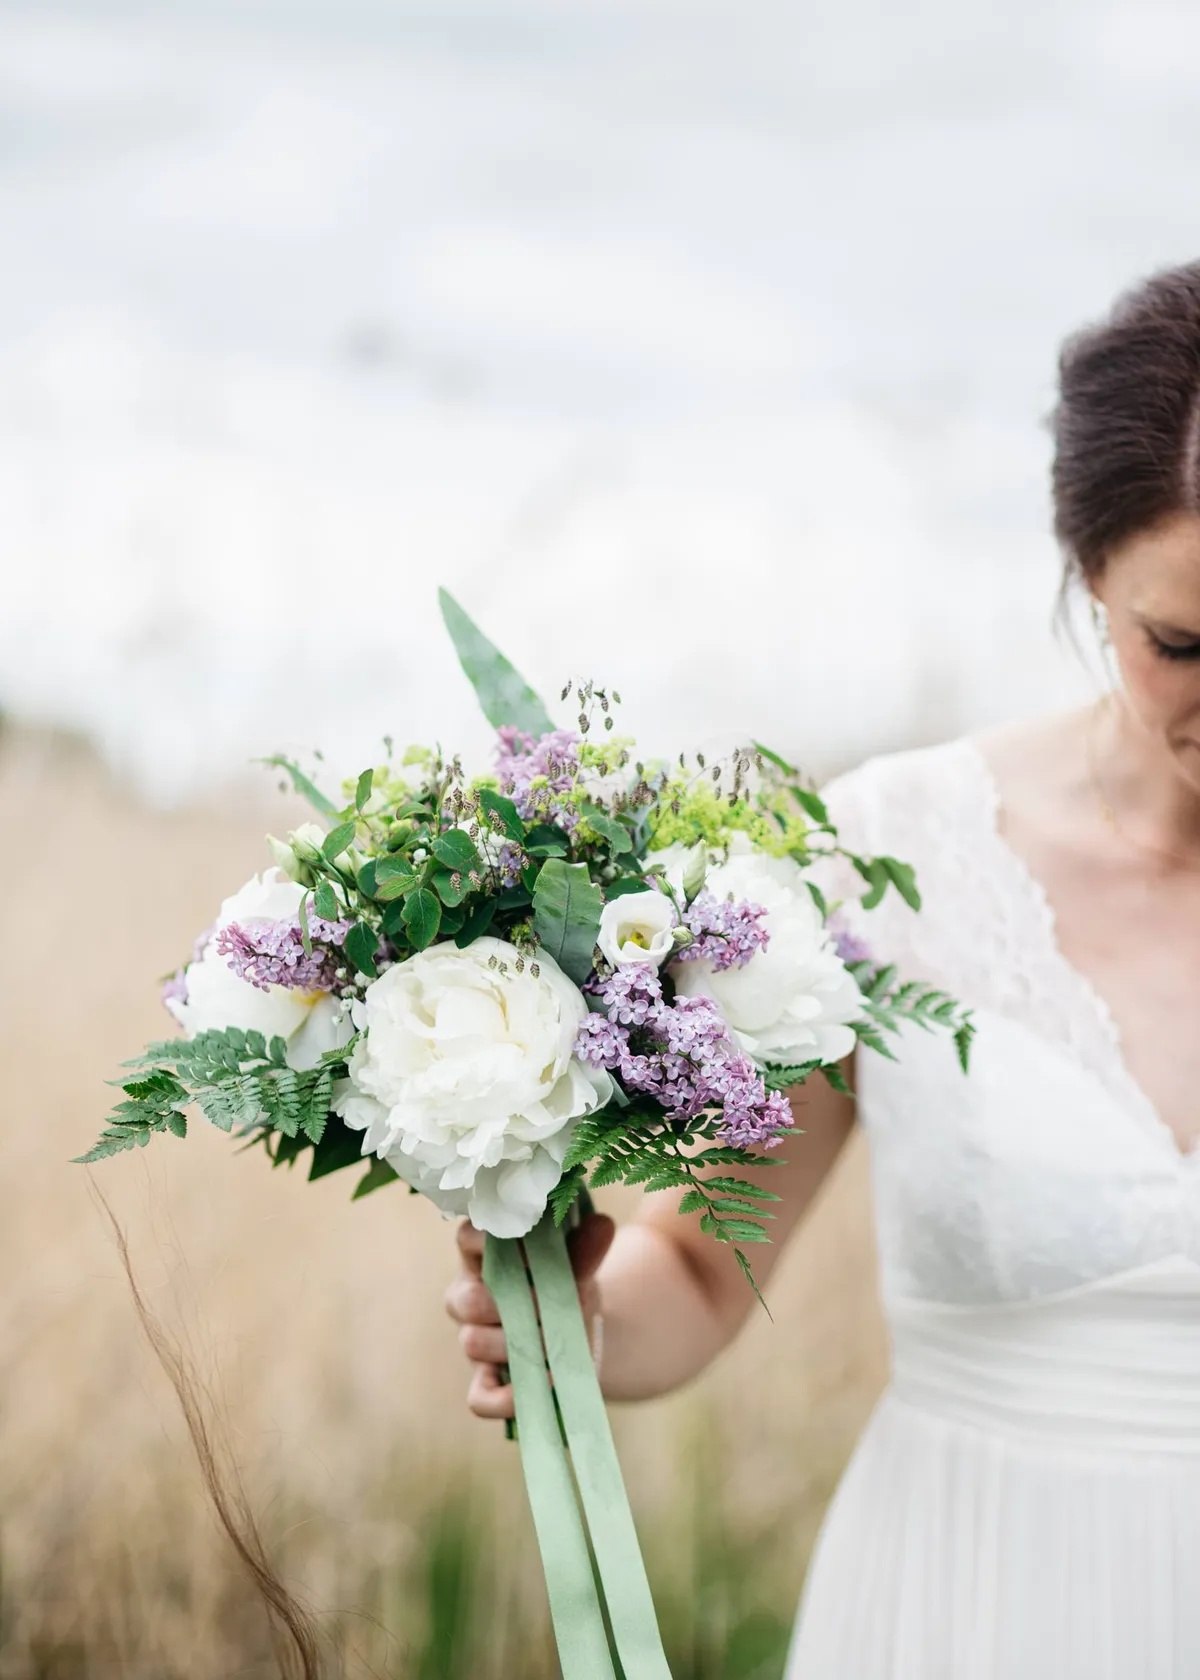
[1088,696,1200,874]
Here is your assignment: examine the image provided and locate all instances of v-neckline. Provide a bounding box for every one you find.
[958,736,1200,1166]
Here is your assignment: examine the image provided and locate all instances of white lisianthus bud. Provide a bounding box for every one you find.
[266,833,304,881]
[288,821,327,865]
[680,840,709,904]
[597,891,677,968]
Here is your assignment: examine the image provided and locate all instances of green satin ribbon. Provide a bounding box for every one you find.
[483,1233,617,1679]
[524,1217,674,1679]
[486,1215,673,1680]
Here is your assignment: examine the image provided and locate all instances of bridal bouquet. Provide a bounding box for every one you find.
[80,592,972,1679]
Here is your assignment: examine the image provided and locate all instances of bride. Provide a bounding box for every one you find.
[445,259,1200,1677]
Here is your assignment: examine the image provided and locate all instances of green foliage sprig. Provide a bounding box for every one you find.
[849,962,975,1072]
[78,1028,345,1173]
[553,1105,784,1307]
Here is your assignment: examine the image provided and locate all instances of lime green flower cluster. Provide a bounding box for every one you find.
[579,736,635,776]
[648,778,812,860]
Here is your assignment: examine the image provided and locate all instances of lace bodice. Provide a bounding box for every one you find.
[822,740,1200,1308]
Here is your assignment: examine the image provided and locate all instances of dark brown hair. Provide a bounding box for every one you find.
[1052,260,1200,592]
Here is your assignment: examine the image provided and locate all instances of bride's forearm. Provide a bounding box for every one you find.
[594,1221,741,1401]
[592,1072,859,1402]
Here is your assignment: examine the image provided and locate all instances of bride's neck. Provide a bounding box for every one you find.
[1095,694,1200,856]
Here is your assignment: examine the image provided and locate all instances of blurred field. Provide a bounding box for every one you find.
[0,722,886,1679]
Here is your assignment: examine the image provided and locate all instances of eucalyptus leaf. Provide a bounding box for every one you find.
[432,828,480,871]
[377,855,415,881]
[789,785,829,825]
[376,871,419,901]
[455,898,497,947]
[522,823,570,857]
[313,882,339,922]
[478,787,525,843]
[345,921,379,977]
[882,854,922,911]
[604,876,654,900]
[403,887,442,950]
[432,866,470,906]
[322,821,357,862]
[579,803,633,856]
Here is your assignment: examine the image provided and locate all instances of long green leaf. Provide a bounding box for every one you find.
[257,755,340,818]
[438,588,555,736]
[532,860,603,985]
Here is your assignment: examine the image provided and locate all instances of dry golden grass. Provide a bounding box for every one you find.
[0,724,887,1678]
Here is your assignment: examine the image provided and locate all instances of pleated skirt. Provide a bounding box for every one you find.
[786,1275,1200,1678]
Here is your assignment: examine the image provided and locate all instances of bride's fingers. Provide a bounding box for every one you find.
[455,1219,485,1277]
[567,1211,616,1282]
[458,1323,507,1364]
[444,1274,502,1327]
[468,1361,514,1420]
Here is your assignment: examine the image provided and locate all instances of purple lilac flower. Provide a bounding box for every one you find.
[576,965,793,1150]
[827,911,873,968]
[160,923,216,1010]
[215,914,351,994]
[495,839,526,889]
[495,727,583,832]
[674,890,770,972]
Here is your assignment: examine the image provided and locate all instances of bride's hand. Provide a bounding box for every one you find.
[445,1212,616,1419]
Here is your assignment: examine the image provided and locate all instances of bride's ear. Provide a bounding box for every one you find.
[1089,595,1111,649]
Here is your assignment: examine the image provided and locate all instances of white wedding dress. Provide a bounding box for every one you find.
[786,738,1200,1679]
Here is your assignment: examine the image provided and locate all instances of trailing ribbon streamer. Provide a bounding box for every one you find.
[524,1215,673,1679]
[482,1234,617,1679]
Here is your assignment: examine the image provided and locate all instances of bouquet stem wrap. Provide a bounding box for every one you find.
[484,1214,672,1679]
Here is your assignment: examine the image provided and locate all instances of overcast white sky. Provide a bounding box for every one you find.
[2,0,1195,797]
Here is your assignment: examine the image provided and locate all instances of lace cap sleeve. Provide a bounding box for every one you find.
[808,744,973,985]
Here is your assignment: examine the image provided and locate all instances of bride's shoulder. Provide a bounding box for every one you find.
[819,735,987,854]
[822,708,1094,843]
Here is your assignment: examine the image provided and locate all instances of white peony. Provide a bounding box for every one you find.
[658,833,862,1067]
[166,868,351,1072]
[597,890,676,968]
[334,937,612,1237]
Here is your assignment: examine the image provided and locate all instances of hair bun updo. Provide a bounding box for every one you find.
[1053,260,1200,595]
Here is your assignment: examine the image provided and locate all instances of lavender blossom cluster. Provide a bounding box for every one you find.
[495,726,583,832]
[215,914,351,995]
[674,889,770,972]
[575,965,793,1150]
[827,910,873,968]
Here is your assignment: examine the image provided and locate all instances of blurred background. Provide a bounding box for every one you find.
[1,0,1195,1674]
